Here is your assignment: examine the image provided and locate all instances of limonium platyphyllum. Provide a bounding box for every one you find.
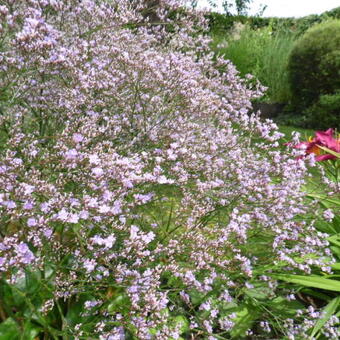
[0,1,337,339]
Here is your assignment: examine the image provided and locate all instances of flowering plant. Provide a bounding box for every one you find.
[0,1,338,339]
[294,129,340,161]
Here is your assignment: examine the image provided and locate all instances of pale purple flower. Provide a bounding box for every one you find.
[57,209,69,221]
[91,235,115,249]
[134,193,154,204]
[40,202,51,213]
[73,133,84,143]
[179,291,190,304]
[84,300,101,309]
[0,257,5,270]
[130,225,139,240]
[80,210,89,219]
[83,259,96,273]
[64,149,78,160]
[68,213,79,224]
[92,167,103,177]
[5,201,16,209]
[89,154,100,165]
[15,243,35,264]
[27,218,37,227]
[199,301,211,311]
[23,202,34,210]
[323,209,335,221]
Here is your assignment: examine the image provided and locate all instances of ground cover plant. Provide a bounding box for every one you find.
[0,0,339,339]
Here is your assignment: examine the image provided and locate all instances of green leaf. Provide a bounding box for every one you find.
[107,292,130,314]
[306,194,340,206]
[300,288,332,302]
[267,296,304,316]
[328,234,340,247]
[331,263,340,271]
[315,220,337,234]
[310,296,340,339]
[21,321,42,340]
[230,305,259,338]
[24,269,42,295]
[330,246,340,259]
[66,294,96,326]
[172,315,189,333]
[272,274,340,292]
[0,318,20,340]
[244,282,274,300]
[317,145,340,159]
[187,289,205,305]
[333,216,340,233]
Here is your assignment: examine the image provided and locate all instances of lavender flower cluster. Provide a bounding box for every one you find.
[0,0,335,338]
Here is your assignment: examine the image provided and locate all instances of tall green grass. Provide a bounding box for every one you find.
[212,25,296,103]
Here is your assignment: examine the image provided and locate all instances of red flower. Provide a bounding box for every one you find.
[294,129,340,161]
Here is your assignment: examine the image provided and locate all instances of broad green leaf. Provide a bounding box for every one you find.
[266,296,304,318]
[230,305,259,338]
[66,294,97,326]
[187,289,205,305]
[150,313,188,339]
[0,318,20,340]
[310,296,340,339]
[272,274,340,292]
[0,280,20,314]
[107,293,130,314]
[333,216,340,233]
[244,282,274,300]
[172,315,189,333]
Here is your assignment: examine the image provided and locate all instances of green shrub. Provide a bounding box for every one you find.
[280,92,340,130]
[304,92,340,130]
[288,20,340,110]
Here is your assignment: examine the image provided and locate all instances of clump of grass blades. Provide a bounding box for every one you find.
[212,25,296,103]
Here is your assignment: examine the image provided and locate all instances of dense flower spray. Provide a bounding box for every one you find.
[0,0,336,338]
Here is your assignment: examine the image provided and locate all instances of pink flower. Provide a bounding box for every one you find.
[294,129,340,161]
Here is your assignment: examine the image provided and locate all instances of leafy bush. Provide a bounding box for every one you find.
[304,92,340,130]
[0,1,338,339]
[288,20,340,111]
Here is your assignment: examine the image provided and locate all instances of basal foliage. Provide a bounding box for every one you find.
[0,1,337,339]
